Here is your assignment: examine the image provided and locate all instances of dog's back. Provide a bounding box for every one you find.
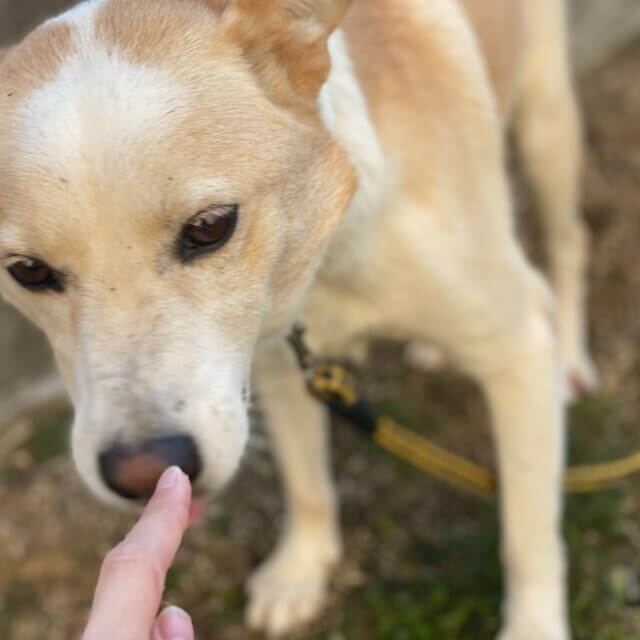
[345,0,569,123]
[457,0,524,117]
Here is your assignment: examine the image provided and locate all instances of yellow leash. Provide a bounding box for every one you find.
[288,325,640,498]
[376,416,640,497]
[374,416,495,498]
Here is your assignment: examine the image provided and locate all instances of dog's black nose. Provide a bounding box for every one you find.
[99,434,202,500]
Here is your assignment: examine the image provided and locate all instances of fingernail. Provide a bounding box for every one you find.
[157,606,193,640]
[157,466,182,490]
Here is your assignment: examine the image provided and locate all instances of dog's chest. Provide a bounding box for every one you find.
[302,31,395,359]
[317,30,393,281]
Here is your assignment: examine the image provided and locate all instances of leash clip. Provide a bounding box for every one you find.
[287,322,316,372]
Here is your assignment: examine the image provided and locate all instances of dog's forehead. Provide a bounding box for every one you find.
[9,51,187,179]
[1,0,239,172]
[0,0,293,248]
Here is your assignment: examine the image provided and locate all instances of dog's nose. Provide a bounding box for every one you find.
[99,434,202,500]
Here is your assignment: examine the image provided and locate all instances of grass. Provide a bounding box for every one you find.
[322,489,640,640]
[300,391,640,640]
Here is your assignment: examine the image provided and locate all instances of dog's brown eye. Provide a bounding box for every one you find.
[178,204,238,262]
[185,216,232,246]
[7,257,63,292]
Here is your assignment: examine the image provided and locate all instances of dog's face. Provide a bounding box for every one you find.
[0,0,355,504]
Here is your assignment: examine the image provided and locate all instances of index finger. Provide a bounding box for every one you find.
[83,466,192,640]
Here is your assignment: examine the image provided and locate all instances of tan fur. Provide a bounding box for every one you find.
[344,0,503,203]
[458,0,524,117]
[0,22,73,99]
[0,1,593,638]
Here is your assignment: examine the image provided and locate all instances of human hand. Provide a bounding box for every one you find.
[82,466,195,640]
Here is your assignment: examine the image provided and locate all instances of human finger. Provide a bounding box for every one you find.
[83,466,191,640]
[151,606,195,640]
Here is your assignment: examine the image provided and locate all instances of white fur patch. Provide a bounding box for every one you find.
[318,30,393,276]
[12,6,185,182]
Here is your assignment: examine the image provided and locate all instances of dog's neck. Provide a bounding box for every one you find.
[317,30,393,279]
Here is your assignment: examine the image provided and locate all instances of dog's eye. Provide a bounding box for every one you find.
[178,204,238,262]
[6,256,63,292]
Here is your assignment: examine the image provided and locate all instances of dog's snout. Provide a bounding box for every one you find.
[99,434,202,500]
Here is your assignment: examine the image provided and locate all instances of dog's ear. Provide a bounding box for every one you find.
[275,0,351,33]
[215,0,352,109]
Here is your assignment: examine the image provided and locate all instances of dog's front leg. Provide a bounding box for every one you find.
[247,342,341,636]
[476,310,569,640]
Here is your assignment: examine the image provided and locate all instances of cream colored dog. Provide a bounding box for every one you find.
[0,0,594,637]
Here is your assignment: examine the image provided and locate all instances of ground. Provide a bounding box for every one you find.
[1,10,640,640]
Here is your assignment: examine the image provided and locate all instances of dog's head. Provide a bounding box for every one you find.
[0,0,355,505]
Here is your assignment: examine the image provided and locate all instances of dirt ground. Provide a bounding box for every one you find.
[1,4,640,640]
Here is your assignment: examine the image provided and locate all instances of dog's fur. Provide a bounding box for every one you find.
[0,0,594,637]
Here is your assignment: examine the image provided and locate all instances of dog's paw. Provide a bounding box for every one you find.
[497,596,570,640]
[564,351,599,404]
[404,341,447,372]
[497,624,569,640]
[246,531,341,637]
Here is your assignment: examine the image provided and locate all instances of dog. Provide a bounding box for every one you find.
[0,0,595,637]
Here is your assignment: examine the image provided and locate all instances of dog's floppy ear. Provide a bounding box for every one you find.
[216,0,352,109]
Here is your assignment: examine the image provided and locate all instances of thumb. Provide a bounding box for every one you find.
[152,607,194,640]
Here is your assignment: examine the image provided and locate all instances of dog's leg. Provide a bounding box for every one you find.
[247,343,340,636]
[438,275,568,640]
[389,187,569,638]
[481,307,568,640]
[515,0,597,398]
